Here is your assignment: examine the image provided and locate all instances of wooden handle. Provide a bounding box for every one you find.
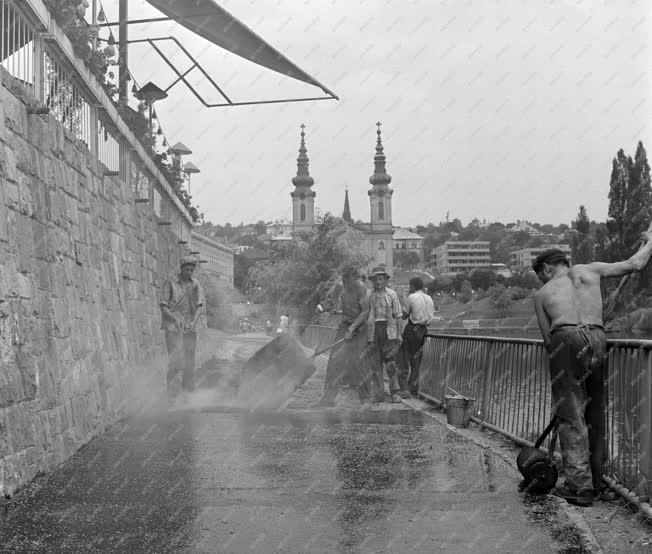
[604,222,652,321]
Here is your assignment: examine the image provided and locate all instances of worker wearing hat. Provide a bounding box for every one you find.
[160,256,205,401]
[365,265,403,403]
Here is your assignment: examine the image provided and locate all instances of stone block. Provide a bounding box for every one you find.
[32,220,52,262]
[74,241,88,266]
[50,298,71,338]
[0,200,8,243]
[15,273,32,300]
[13,136,38,177]
[26,112,51,154]
[1,85,27,137]
[0,143,18,183]
[17,173,35,218]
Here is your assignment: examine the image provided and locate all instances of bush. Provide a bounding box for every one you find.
[510,286,530,301]
[458,280,473,303]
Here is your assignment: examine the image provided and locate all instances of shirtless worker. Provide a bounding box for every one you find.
[316,266,370,407]
[532,235,652,506]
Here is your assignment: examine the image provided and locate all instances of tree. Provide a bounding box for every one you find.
[570,205,593,264]
[246,214,373,323]
[395,250,420,269]
[606,148,633,262]
[489,284,512,316]
[459,280,473,303]
[452,273,469,292]
[469,269,496,291]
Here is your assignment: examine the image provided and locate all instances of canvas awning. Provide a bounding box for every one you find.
[145,0,337,97]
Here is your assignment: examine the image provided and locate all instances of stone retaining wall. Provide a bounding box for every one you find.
[0,70,190,496]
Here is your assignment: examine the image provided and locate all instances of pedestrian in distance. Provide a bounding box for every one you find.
[315,266,371,407]
[532,236,652,506]
[160,256,205,401]
[396,277,435,398]
[278,313,289,335]
[366,266,403,403]
[265,320,273,336]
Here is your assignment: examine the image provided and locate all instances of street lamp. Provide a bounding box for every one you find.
[183,161,200,196]
[134,81,168,136]
[170,142,192,181]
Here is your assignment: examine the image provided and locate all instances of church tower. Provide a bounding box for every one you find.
[291,124,316,234]
[368,122,394,269]
[342,187,352,223]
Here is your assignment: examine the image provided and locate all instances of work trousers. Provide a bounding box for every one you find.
[322,322,368,403]
[165,330,197,392]
[397,320,428,393]
[549,325,607,492]
[365,321,401,401]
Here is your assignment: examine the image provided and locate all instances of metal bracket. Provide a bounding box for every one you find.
[98,35,338,107]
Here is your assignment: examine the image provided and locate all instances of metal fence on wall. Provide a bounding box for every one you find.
[1,0,37,96]
[1,0,192,231]
[302,325,652,500]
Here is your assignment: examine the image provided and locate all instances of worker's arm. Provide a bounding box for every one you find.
[188,281,205,331]
[534,293,552,352]
[402,294,412,320]
[586,230,652,278]
[160,281,182,329]
[345,290,370,340]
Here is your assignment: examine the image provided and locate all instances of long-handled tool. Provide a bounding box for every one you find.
[517,415,560,494]
[604,222,652,321]
[447,386,469,401]
[311,336,349,358]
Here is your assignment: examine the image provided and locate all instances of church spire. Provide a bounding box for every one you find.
[343,186,352,223]
[292,123,314,188]
[369,121,392,186]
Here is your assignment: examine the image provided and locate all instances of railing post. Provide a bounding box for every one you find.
[479,341,495,425]
[642,348,652,497]
[33,32,43,102]
[90,105,98,158]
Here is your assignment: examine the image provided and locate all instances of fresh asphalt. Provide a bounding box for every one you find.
[0,335,590,552]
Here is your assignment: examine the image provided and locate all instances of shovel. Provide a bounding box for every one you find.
[310,334,355,358]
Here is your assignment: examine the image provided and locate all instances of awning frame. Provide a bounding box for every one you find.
[97,16,338,107]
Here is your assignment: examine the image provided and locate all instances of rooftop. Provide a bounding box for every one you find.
[393,228,424,240]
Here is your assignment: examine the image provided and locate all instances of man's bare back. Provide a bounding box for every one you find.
[533,232,652,349]
[535,265,603,332]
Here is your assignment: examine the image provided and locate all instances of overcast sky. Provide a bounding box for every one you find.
[102,0,652,227]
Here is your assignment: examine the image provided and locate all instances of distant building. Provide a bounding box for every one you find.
[506,220,542,235]
[490,263,513,278]
[267,219,293,241]
[191,231,235,289]
[510,244,572,271]
[429,241,491,274]
[393,227,425,261]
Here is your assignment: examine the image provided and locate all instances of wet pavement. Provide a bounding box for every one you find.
[0,336,596,552]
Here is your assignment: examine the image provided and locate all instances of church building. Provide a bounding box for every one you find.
[289,122,395,275]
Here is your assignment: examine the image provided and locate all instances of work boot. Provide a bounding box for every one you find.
[552,486,594,507]
[391,394,403,403]
[398,390,410,399]
[594,486,618,502]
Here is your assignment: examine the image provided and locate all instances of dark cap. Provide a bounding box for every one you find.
[532,249,569,273]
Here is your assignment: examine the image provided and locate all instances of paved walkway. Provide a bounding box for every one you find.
[0,335,649,552]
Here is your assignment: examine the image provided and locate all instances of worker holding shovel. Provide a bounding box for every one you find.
[315,266,371,407]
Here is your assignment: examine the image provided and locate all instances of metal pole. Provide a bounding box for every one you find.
[118,0,128,104]
[92,0,97,53]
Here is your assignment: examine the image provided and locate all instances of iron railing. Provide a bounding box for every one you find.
[302,325,652,505]
[1,0,37,96]
[1,0,193,230]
